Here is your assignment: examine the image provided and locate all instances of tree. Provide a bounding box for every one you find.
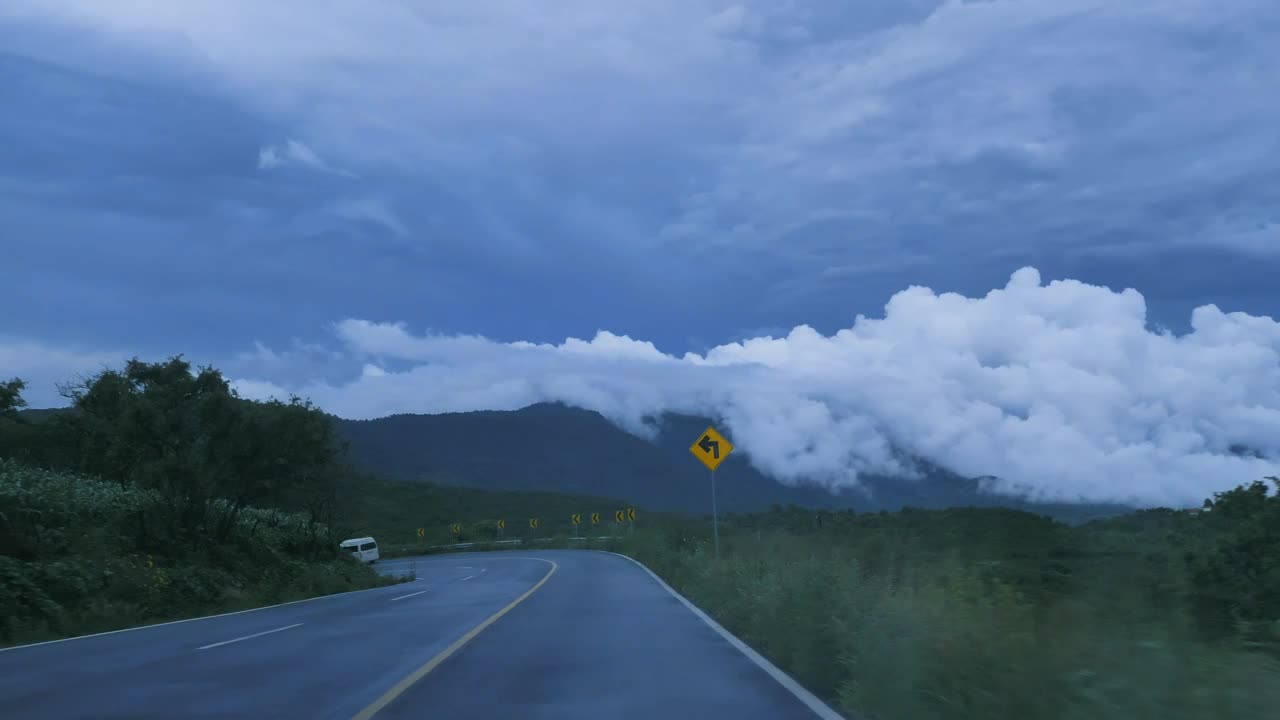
[0,378,26,419]
[1188,478,1280,638]
[59,357,348,550]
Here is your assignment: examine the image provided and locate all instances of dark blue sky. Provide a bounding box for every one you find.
[4,1,1280,507]
[3,1,1278,415]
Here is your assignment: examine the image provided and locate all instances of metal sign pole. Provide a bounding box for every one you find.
[690,424,732,560]
[711,469,719,558]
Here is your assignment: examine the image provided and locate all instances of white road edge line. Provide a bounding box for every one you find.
[599,551,850,720]
[390,590,427,602]
[460,574,477,582]
[0,580,406,654]
[198,623,303,650]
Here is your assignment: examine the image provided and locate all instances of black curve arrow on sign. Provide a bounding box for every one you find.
[698,435,720,459]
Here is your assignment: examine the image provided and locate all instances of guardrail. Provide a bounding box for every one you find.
[382,536,624,558]
[422,539,525,550]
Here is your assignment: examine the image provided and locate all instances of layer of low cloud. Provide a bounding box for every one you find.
[4,3,1280,509]
[227,269,1280,509]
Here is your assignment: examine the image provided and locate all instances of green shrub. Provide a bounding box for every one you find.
[620,501,1280,720]
[0,460,395,646]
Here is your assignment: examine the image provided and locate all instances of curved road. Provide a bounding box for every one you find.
[0,550,844,719]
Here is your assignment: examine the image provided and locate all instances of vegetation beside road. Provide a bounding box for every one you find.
[0,366,404,647]
[617,497,1280,720]
[0,361,628,646]
[344,472,634,550]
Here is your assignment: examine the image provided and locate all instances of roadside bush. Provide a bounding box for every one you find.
[0,459,395,645]
[620,499,1280,720]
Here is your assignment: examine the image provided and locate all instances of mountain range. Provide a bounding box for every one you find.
[335,402,1130,524]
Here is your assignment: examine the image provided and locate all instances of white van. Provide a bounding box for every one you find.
[340,536,380,564]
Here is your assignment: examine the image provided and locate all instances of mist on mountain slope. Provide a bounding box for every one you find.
[234,268,1280,508]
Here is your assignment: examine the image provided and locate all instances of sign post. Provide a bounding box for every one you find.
[497,519,505,540]
[711,470,718,554]
[689,425,734,558]
[571,513,582,539]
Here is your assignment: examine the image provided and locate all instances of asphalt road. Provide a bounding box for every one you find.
[0,550,844,720]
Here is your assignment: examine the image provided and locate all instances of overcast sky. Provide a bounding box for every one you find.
[3,1,1279,506]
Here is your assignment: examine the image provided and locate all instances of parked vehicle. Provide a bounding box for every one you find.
[340,536,379,563]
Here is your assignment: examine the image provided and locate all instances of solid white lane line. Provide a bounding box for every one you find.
[198,623,303,650]
[601,551,849,720]
[1,580,412,654]
[390,590,427,602]
[460,574,477,582]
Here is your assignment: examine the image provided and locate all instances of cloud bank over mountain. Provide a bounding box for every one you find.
[226,268,1280,508]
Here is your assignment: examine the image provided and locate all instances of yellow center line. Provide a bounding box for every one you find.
[352,558,558,720]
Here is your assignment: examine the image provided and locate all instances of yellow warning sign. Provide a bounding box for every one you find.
[690,425,734,472]
[416,527,424,538]
[529,518,539,529]
[451,523,461,535]
[571,513,582,526]
[497,519,505,530]
[614,510,625,523]
[591,512,601,525]
[627,507,636,522]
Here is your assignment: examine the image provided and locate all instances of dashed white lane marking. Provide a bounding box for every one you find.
[198,623,304,650]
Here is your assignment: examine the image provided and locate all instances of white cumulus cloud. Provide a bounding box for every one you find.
[230,268,1280,508]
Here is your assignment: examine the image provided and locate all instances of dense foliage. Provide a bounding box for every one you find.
[618,495,1280,720]
[0,361,397,645]
[344,472,638,550]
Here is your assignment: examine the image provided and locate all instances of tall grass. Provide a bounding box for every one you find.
[619,523,1280,720]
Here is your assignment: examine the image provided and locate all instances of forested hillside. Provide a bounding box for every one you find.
[336,403,1129,523]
